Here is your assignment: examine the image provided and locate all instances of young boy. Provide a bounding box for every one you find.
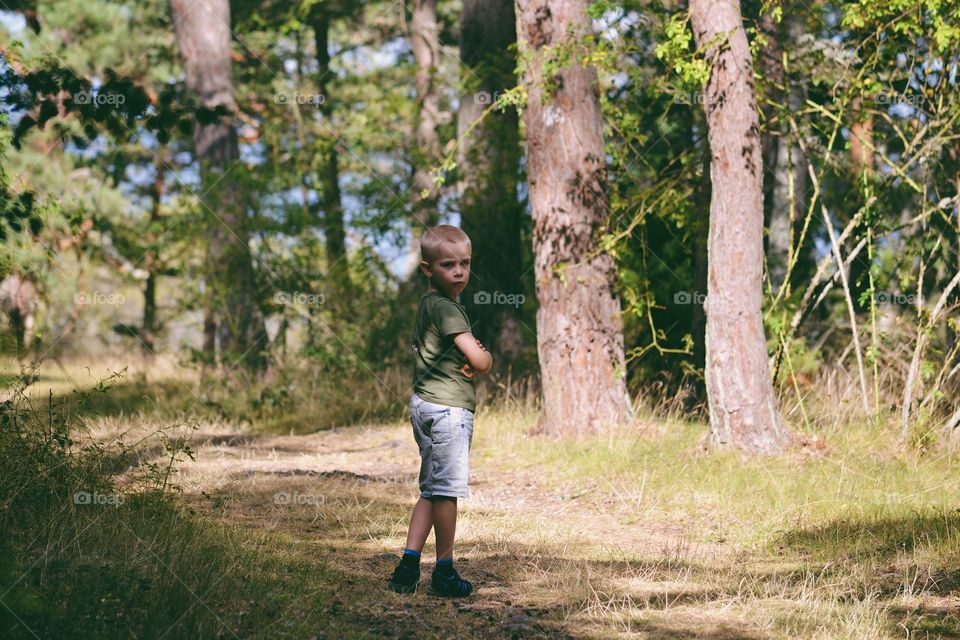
[387,225,493,597]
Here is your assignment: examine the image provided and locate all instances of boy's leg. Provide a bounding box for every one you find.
[432,496,457,560]
[427,496,472,596]
[403,496,434,552]
[389,496,433,593]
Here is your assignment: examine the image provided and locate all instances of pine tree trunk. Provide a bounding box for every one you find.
[141,155,164,371]
[410,0,441,231]
[517,0,633,436]
[458,0,524,364]
[170,0,267,371]
[311,11,347,272]
[759,11,807,294]
[848,95,875,312]
[398,0,443,295]
[692,138,710,373]
[690,0,792,454]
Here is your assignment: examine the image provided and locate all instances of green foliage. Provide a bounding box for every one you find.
[653,12,709,87]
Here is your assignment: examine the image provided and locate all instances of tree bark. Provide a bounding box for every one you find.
[410,0,441,231]
[397,0,444,295]
[759,10,807,294]
[690,0,792,454]
[310,10,347,273]
[849,96,874,178]
[692,137,710,372]
[141,154,165,371]
[170,0,267,371]
[847,95,875,312]
[458,0,524,364]
[517,0,633,436]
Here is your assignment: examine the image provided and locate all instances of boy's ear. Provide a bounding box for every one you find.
[419,260,432,277]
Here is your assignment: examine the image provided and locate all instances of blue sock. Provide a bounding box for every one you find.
[435,557,453,573]
[402,548,421,563]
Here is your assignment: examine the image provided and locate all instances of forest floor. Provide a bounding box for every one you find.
[92,404,960,639]
[135,420,737,639]
[5,358,960,639]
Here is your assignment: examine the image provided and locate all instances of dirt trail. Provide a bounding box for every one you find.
[126,420,755,639]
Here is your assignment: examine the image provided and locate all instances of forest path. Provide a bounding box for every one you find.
[125,417,775,639]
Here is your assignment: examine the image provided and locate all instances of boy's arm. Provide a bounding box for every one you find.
[453,332,493,374]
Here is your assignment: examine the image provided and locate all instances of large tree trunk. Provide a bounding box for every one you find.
[458,0,524,364]
[170,0,267,371]
[690,0,792,454]
[517,0,633,436]
[310,10,347,274]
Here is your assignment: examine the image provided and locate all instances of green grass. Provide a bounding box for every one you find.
[471,405,960,638]
[476,406,960,544]
[2,355,408,434]
[0,377,378,639]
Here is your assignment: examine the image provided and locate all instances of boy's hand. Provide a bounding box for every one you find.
[453,332,493,374]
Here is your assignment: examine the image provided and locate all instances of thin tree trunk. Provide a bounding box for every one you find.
[141,155,165,372]
[170,0,267,372]
[409,0,441,250]
[311,10,347,273]
[692,136,710,372]
[759,10,807,294]
[849,96,874,178]
[690,0,792,454]
[847,95,875,313]
[517,0,634,436]
[458,0,524,364]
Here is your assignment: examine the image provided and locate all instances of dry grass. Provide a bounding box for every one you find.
[4,357,960,638]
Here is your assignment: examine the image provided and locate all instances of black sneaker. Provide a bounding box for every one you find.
[427,566,473,597]
[388,558,421,594]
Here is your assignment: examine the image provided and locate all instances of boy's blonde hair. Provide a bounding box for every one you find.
[420,225,471,265]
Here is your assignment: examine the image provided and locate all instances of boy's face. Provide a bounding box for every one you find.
[421,242,471,298]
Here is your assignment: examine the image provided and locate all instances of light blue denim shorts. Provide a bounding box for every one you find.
[410,393,475,498]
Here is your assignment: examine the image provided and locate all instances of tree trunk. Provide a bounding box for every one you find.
[458,0,524,364]
[141,155,165,371]
[691,137,710,372]
[311,10,347,274]
[690,0,792,454]
[170,0,267,371]
[517,0,633,436]
[410,0,441,237]
[759,10,808,294]
[847,95,875,312]
[849,96,874,178]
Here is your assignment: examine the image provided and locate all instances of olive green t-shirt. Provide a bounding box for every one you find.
[412,290,476,411]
